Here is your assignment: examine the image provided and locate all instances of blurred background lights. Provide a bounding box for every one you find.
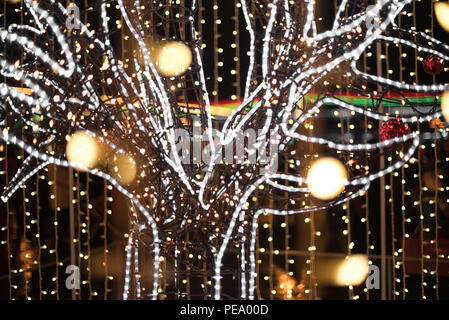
[442,91,449,122]
[66,131,99,169]
[307,157,347,200]
[112,153,137,185]
[336,255,369,286]
[154,41,192,77]
[435,2,449,33]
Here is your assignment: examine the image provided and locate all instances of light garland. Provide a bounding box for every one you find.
[0,0,448,300]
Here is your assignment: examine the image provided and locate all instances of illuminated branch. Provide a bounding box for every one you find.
[0,0,447,300]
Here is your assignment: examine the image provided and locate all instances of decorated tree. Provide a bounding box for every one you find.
[0,0,448,299]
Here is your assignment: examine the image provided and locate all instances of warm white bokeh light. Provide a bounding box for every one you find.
[155,41,192,77]
[435,2,449,33]
[66,131,99,168]
[307,157,347,200]
[442,91,449,122]
[112,153,137,185]
[336,255,369,286]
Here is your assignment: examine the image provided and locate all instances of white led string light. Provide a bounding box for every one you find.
[0,0,448,300]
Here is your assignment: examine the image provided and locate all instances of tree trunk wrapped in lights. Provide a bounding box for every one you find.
[0,0,448,299]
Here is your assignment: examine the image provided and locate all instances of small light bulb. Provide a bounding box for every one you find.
[307,157,347,200]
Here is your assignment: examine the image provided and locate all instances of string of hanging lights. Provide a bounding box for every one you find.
[0,0,449,300]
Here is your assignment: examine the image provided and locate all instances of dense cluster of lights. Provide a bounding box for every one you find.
[0,0,448,300]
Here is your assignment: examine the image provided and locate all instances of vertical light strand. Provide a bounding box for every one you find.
[284,153,290,297]
[52,166,59,299]
[198,0,203,60]
[344,81,353,299]
[1,0,12,300]
[432,136,440,300]
[385,40,397,300]
[64,1,76,301]
[21,105,29,300]
[185,233,190,299]
[430,0,440,300]
[212,0,219,104]
[346,123,353,298]
[202,250,207,299]
[49,0,59,300]
[400,161,407,301]
[417,123,426,300]
[309,210,317,300]
[1,129,12,300]
[86,174,92,299]
[19,0,29,300]
[376,22,387,301]
[103,180,109,299]
[174,0,184,290]
[201,0,209,299]
[174,242,179,299]
[134,238,141,299]
[342,3,353,298]
[102,2,110,300]
[75,171,82,300]
[362,47,371,301]
[233,0,241,100]
[162,255,167,297]
[308,115,317,300]
[398,10,408,301]
[255,215,261,299]
[82,0,93,299]
[412,0,426,300]
[36,170,42,299]
[400,163,407,301]
[198,0,208,299]
[118,0,125,301]
[268,214,274,299]
[239,240,246,299]
[32,0,42,298]
[345,203,353,299]
[345,22,355,290]
[338,40,353,299]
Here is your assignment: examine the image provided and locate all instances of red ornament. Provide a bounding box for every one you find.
[423,54,445,75]
[380,119,410,141]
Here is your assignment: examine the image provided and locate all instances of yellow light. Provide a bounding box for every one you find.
[112,153,137,185]
[435,2,449,32]
[307,157,347,200]
[442,91,449,122]
[154,41,192,77]
[66,131,99,168]
[336,255,369,286]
